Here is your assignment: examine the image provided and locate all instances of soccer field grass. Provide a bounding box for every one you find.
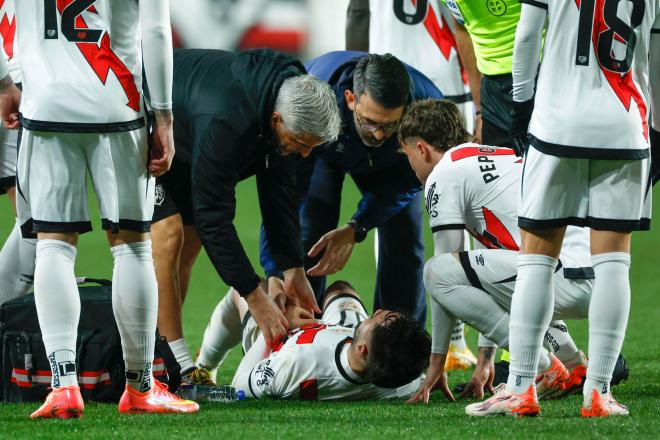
[0,178,659,439]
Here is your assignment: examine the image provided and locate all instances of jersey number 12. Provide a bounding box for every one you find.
[575,0,645,72]
[44,0,103,43]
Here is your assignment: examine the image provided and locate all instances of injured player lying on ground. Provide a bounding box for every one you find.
[195,280,430,401]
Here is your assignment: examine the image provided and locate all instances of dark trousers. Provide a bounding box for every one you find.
[300,158,427,324]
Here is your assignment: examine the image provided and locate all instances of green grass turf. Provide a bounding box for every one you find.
[0,178,659,439]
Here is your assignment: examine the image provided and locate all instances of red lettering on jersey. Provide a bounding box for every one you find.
[56,0,141,112]
[472,207,519,251]
[451,146,516,162]
[299,379,318,401]
[0,0,15,60]
[574,0,648,140]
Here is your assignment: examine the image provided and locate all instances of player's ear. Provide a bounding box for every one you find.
[345,90,356,111]
[270,112,282,129]
[356,342,369,359]
[417,141,432,162]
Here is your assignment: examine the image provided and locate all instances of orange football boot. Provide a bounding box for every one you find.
[118,380,199,414]
[30,386,84,420]
[581,389,629,417]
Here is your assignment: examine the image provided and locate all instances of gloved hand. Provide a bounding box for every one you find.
[650,127,660,187]
[509,99,535,157]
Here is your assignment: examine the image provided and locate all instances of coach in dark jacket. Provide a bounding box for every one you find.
[262,51,442,323]
[151,49,341,352]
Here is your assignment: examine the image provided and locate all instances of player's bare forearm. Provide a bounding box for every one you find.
[0,74,13,92]
[453,21,481,111]
[346,0,370,51]
[476,346,496,366]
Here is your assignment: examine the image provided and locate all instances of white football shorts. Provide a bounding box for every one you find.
[447,249,592,320]
[16,127,154,235]
[519,146,651,231]
[0,125,18,194]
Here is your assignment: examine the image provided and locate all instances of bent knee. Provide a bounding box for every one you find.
[423,253,463,293]
[151,219,184,262]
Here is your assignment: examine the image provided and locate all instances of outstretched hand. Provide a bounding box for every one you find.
[306,225,356,277]
[406,353,455,404]
[461,347,496,399]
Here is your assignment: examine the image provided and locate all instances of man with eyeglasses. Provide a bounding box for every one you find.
[261,52,442,324]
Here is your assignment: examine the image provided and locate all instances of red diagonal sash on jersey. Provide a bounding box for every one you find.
[411,0,455,62]
[472,207,519,251]
[0,0,15,60]
[575,0,648,140]
[450,146,516,162]
[56,0,141,112]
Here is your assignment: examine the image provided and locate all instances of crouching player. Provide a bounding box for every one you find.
[196,280,430,400]
[399,100,593,405]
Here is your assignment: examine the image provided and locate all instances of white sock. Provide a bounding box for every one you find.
[169,338,194,374]
[34,240,80,388]
[112,241,158,393]
[507,254,556,395]
[537,350,551,373]
[0,220,36,304]
[584,252,631,403]
[450,321,468,350]
[196,291,242,370]
[544,320,581,366]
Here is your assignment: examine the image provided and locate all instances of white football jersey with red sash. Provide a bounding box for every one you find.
[425,143,591,270]
[369,0,468,100]
[245,324,419,401]
[15,0,144,128]
[526,0,660,159]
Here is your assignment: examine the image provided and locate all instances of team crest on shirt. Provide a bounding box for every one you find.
[255,360,276,387]
[426,182,440,218]
[154,184,165,206]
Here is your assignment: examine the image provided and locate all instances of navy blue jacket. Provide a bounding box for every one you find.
[260,51,442,277]
[304,51,443,230]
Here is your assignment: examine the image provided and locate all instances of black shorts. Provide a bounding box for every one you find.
[480,73,513,147]
[152,160,194,225]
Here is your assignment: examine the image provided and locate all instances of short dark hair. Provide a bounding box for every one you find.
[365,313,431,388]
[398,99,472,152]
[353,54,410,109]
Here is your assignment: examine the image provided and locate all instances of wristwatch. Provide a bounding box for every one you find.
[347,220,368,243]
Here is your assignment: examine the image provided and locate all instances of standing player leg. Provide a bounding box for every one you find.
[580,158,649,417]
[371,192,427,324]
[301,158,345,304]
[87,129,197,414]
[0,128,36,304]
[18,130,88,419]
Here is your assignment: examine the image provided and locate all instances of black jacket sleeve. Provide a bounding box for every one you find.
[191,118,261,296]
[256,154,306,272]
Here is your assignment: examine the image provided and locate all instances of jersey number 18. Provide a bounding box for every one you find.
[575,0,645,72]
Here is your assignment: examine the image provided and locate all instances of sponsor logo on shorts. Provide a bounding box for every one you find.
[154,184,165,206]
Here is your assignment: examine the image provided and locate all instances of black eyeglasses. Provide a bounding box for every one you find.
[353,104,401,136]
